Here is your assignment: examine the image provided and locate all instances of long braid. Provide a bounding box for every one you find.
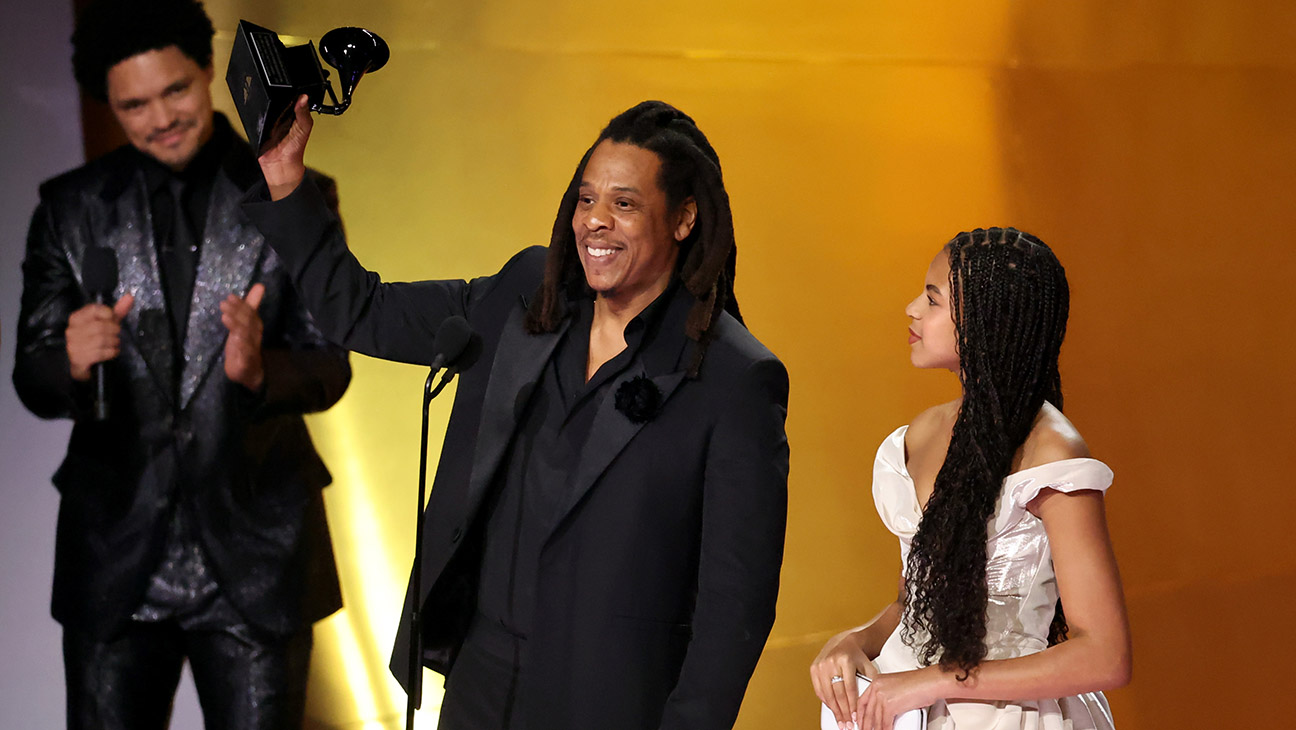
[526,101,741,377]
[902,227,1071,678]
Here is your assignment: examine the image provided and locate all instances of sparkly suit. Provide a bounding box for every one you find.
[13,114,350,729]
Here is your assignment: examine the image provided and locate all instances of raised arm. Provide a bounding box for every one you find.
[241,96,476,365]
[252,226,352,417]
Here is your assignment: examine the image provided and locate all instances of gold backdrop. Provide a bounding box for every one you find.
[167,1,1296,727]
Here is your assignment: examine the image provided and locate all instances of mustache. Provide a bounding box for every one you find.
[147,119,194,143]
[578,233,618,247]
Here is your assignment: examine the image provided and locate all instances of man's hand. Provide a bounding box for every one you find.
[258,95,313,201]
[221,283,266,391]
[65,294,135,381]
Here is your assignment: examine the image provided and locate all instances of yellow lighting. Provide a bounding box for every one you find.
[199,2,1295,728]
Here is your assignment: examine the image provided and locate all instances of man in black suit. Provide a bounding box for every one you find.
[245,97,789,730]
[13,2,350,728]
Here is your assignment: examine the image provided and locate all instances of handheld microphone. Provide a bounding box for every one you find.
[82,247,119,421]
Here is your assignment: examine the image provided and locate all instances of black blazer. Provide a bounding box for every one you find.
[13,119,350,639]
[244,178,789,730]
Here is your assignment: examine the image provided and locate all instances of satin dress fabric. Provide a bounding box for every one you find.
[871,426,1117,730]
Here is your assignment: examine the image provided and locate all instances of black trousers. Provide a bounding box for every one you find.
[438,616,527,730]
[62,619,312,730]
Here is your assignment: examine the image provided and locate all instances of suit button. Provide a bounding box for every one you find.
[451,527,462,543]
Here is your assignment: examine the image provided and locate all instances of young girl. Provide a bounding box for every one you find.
[811,228,1131,730]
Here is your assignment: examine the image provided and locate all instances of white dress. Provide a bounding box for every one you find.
[871,426,1117,730]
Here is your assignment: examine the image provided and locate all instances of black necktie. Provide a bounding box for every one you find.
[162,177,198,355]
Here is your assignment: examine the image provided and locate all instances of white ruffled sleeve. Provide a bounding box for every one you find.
[1008,458,1115,509]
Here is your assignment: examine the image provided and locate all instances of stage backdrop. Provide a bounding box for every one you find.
[56,1,1296,728]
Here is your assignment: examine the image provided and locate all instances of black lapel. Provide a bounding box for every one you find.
[549,365,689,533]
[463,301,570,515]
[545,285,697,538]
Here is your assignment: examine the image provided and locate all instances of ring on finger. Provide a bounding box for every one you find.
[830,675,844,684]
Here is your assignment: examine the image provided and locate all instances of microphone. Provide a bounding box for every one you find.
[82,247,118,421]
[425,317,480,407]
[428,315,474,371]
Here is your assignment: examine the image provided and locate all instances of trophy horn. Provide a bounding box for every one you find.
[317,27,390,114]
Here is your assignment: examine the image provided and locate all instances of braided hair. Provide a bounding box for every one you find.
[72,0,216,102]
[902,227,1071,679]
[525,101,741,377]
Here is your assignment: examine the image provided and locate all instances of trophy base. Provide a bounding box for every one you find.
[226,20,330,155]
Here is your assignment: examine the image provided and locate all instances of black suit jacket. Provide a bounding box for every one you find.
[244,178,789,730]
[13,117,350,639]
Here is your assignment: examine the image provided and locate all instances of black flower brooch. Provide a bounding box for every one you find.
[614,375,662,424]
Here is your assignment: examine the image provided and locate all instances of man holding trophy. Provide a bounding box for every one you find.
[243,79,789,730]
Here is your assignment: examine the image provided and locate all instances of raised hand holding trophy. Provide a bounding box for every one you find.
[226,20,389,155]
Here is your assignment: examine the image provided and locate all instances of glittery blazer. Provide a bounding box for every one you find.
[13,118,350,640]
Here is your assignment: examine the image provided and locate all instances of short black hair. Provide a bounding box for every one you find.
[72,0,216,102]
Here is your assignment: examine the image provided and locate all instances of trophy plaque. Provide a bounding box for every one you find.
[226,20,389,155]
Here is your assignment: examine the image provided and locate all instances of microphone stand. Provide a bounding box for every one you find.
[406,364,460,730]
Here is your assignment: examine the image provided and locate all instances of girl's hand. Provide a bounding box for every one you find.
[857,667,944,730]
[812,629,879,729]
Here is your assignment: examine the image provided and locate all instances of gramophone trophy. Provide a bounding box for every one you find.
[226,20,389,155]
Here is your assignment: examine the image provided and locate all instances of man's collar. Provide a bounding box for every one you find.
[181,114,230,184]
[638,279,698,376]
[627,277,680,341]
[571,278,693,374]
[572,277,680,339]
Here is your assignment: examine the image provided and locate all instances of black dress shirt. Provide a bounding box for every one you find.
[135,120,227,358]
[474,283,678,645]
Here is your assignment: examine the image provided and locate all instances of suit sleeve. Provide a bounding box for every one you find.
[658,356,790,730]
[253,174,351,415]
[12,198,91,421]
[242,175,476,366]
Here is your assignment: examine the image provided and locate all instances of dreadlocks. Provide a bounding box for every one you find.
[525,101,741,377]
[902,227,1071,679]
